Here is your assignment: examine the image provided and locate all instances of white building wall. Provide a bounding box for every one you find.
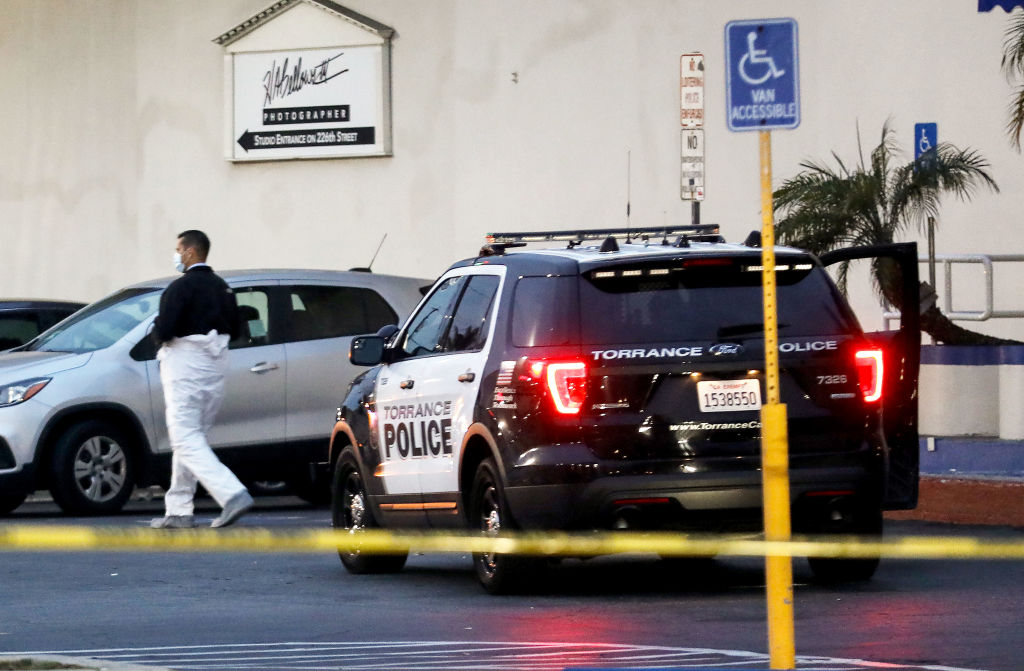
[2,0,1023,338]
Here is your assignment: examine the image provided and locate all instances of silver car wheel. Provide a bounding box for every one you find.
[72,435,128,503]
[343,470,367,533]
[479,483,502,575]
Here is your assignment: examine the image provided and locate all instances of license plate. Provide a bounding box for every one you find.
[697,378,762,412]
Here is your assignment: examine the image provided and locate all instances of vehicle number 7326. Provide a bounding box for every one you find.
[817,374,848,385]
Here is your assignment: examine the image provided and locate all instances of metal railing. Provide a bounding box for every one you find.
[883,253,1024,328]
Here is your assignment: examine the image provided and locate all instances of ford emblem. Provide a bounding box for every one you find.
[709,343,744,356]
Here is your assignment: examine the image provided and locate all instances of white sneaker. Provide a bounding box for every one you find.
[150,515,195,529]
[211,491,254,528]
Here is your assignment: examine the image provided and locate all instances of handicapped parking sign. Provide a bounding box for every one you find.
[725,18,800,131]
[915,123,937,160]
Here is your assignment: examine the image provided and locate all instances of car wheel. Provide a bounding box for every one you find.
[0,491,28,516]
[49,420,135,515]
[245,480,291,497]
[470,457,544,594]
[806,499,882,583]
[331,452,407,574]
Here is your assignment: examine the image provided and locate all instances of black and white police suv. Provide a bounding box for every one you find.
[328,226,921,593]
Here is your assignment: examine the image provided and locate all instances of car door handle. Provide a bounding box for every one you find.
[458,372,476,383]
[399,378,415,389]
[249,362,279,374]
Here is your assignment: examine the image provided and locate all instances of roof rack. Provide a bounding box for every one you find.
[485,225,721,245]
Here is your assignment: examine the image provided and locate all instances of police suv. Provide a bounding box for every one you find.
[329,226,920,593]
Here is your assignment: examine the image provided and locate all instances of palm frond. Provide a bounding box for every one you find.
[891,143,999,232]
[1008,84,1024,150]
[1003,14,1024,149]
[774,123,997,305]
[1002,12,1024,78]
[834,259,852,296]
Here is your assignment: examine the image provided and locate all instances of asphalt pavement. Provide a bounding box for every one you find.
[3,495,1024,671]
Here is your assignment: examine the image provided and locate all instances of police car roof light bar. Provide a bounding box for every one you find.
[485,225,721,245]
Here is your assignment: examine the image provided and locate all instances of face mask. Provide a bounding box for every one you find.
[173,252,185,273]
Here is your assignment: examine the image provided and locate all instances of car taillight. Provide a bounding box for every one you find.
[547,362,588,414]
[854,349,884,403]
[517,359,588,414]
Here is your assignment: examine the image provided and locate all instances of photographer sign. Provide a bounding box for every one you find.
[230,45,390,161]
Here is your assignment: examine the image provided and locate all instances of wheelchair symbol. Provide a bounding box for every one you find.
[739,30,786,85]
[919,128,932,154]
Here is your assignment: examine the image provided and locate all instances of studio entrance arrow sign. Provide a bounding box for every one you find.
[237,126,376,152]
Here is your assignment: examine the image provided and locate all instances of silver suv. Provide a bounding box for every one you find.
[0,269,425,515]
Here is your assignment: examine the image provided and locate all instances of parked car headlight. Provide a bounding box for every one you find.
[0,377,51,407]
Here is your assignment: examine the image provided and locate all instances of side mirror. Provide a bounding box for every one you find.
[350,335,385,366]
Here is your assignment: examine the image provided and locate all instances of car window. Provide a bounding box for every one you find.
[398,276,465,358]
[231,287,273,349]
[0,314,39,349]
[578,260,854,344]
[511,276,579,347]
[284,285,399,343]
[442,275,499,353]
[27,289,161,353]
[39,309,78,331]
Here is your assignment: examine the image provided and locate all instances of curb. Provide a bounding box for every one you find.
[0,655,173,671]
[886,475,1024,527]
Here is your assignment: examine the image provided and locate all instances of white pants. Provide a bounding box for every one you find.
[158,331,245,516]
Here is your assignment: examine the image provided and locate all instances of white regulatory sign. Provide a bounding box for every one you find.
[681,129,705,201]
[680,53,705,128]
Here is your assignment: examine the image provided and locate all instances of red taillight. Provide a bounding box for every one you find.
[682,257,733,268]
[854,349,884,403]
[517,358,588,414]
[545,361,588,414]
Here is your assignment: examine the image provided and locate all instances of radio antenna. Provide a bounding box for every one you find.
[626,150,632,241]
[368,233,387,270]
[351,234,388,273]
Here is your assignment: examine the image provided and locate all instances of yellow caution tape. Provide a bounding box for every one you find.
[1,525,1023,560]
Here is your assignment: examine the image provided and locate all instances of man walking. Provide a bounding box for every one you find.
[151,230,253,529]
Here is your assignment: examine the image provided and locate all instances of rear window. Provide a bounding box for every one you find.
[286,285,398,342]
[0,314,39,349]
[579,259,855,344]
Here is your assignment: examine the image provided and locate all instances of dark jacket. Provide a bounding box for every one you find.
[153,266,240,344]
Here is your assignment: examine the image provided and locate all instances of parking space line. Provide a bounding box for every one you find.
[2,641,987,671]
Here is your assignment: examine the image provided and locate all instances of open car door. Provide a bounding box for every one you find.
[819,242,920,510]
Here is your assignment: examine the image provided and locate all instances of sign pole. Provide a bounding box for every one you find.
[724,18,799,665]
[680,53,705,206]
[759,129,796,670]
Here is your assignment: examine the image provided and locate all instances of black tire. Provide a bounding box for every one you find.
[244,480,291,497]
[331,452,407,574]
[806,500,882,583]
[470,457,544,594]
[0,491,28,516]
[48,420,135,515]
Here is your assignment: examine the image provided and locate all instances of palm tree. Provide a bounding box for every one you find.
[773,122,1011,345]
[1002,11,1024,149]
